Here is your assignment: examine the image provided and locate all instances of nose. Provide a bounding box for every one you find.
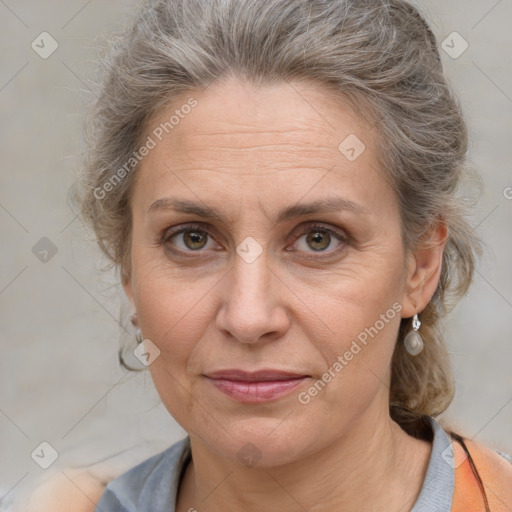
[215,250,290,344]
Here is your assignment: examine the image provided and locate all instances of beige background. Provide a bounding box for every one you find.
[1,0,511,507]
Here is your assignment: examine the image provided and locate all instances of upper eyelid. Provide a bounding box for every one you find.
[162,222,218,242]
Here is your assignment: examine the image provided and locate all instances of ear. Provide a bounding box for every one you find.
[401,220,448,318]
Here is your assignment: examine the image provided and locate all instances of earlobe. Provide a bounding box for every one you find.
[401,221,448,318]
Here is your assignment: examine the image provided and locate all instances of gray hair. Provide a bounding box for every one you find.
[76,0,482,438]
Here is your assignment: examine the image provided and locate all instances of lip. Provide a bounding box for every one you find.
[204,369,310,403]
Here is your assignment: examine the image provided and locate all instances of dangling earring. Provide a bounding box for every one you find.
[130,313,143,344]
[404,313,424,356]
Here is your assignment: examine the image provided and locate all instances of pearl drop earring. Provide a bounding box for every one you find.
[404,313,424,356]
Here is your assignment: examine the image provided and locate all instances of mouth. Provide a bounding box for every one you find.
[203,369,311,403]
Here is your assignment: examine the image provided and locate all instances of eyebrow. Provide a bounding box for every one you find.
[147,196,370,224]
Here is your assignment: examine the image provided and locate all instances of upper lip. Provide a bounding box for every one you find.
[205,369,310,381]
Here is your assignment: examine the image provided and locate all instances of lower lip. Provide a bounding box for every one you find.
[206,377,309,403]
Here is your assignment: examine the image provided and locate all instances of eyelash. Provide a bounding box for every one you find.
[160,222,350,260]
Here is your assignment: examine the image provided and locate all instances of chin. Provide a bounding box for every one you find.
[192,415,321,468]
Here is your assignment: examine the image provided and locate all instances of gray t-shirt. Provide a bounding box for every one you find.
[94,416,510,512]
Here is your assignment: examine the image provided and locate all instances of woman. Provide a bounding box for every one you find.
[68,0,512,510]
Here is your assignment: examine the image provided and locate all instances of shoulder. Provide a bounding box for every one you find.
[103,436,189,495]
[462,437,512,476]
[96,436,190,511]
[452,436,512,511]
[12,469,107,512]
[9,438,190,512]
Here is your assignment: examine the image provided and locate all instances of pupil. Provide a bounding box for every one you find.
[308,231,330,251]
[185,231,206,249]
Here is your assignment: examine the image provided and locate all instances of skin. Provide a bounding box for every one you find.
[122,75,448,512]
[16,469,106,512]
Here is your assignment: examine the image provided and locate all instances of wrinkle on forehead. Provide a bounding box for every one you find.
[133,77,385,221]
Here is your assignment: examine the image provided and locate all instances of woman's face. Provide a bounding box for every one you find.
[124,76,419,465]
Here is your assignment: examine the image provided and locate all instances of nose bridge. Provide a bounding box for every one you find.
[217,244,288,343]
[234,245,269,297]
[229,211,273,304]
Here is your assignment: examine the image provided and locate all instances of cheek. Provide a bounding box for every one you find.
[300,243,404,342]
[130,256,218,427]
[299,246,405,398]
[130,252,219,364]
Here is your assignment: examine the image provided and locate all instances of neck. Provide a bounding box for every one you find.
[176,403,432,512]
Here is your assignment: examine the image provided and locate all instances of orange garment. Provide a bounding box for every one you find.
[451,436,512,511]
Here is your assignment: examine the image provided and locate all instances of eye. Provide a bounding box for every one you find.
[162,223,219,257]
[160,221,349,260]
[288,222,348,257]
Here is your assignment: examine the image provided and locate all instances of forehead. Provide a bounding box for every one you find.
[133,77,390,213]
[150,76,370,154]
